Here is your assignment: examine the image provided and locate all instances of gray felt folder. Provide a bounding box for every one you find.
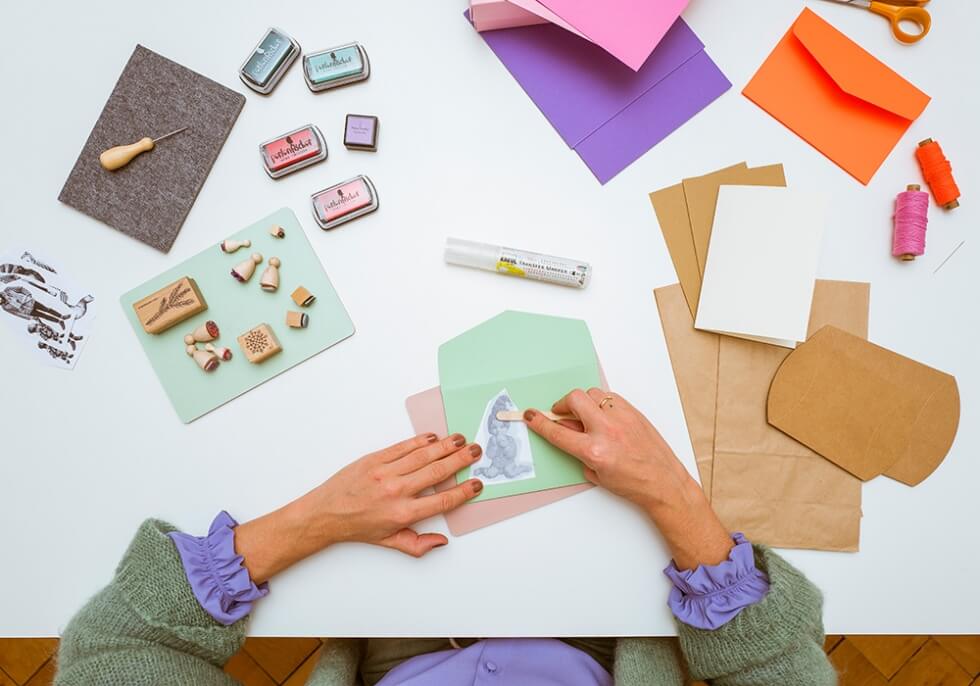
[59,45,245,253]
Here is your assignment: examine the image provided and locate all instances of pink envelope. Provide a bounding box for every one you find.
[469,0,689,71]
[406,387,593,536]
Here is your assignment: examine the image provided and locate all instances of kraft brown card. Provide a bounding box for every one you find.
[650,163,745,318]
[655,280,869,552]
[59,45,245,252]
[768,326,960,485]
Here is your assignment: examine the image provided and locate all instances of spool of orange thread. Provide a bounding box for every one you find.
[916,139,960,210]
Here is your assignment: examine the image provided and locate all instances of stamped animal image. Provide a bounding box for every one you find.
[472,389,536,484]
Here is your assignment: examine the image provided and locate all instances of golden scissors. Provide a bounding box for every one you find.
[819,0,931,44]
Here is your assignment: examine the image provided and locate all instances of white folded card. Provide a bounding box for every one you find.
[695,186,827,348]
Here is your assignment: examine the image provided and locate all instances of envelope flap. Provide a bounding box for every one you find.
[792,8,929,121]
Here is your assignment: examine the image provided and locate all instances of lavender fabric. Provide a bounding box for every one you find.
[168,511,268,626]
[473,16,730,183]
[377,638,612,686]
[663,533,770,630]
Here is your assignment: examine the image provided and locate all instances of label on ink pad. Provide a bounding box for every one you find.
[263,129,320,172]
[307,47,363,84]
[314,179,371,223]
[244,31,290,85]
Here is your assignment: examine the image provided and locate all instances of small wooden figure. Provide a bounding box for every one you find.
[232,253,263,282]
[260,257,281,292]
[220,238,251,253]
[183,320,219,344]
[269,225,286,239]
[237,323,283,363]
[205,343,233,361]
[186,344,219,372]
[286,310,309,328]
[133,276,207,334]
[291,286,316,307]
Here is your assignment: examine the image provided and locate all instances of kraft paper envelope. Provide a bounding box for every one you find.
[695,186,827,348]
[650,163,745,319]
[656,280,868,552]
[743,8,930,185]
[475,17,730,184]
[769,326,960,485]
[684,164,787,280]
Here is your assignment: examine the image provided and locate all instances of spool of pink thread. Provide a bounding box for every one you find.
[892,184,929,261]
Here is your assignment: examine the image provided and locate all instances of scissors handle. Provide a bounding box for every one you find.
[868,1,931,43]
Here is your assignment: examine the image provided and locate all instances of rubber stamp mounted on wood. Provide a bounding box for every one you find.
[133,276,207,334]
[237,323,282,363]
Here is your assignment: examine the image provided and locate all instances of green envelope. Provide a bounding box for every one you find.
[438,311,600,502]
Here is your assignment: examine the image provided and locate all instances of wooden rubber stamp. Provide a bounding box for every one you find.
[232,253,263,282]
[269,225,286,239]
[186,344,219,372]
[286,310,309,328]
[133,276,207,334]
[291,286,315,307]
[205,343,233,361]
[220,238,251,253]
[260,257,281,292]
[183,320,219,344]
[237,323,282,363]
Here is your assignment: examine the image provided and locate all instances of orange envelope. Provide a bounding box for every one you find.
[743,8,929,185]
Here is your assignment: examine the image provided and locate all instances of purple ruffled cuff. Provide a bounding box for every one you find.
[663,533,770,630]
[168,511,269,626]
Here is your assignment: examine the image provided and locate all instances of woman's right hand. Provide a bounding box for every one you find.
[524,389,735,570]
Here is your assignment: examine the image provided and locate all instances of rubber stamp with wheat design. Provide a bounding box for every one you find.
[132,276,207,334]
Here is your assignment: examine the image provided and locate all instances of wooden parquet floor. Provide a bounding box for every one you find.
[2,635,979,684]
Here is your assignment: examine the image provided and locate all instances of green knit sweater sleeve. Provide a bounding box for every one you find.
[54,519,247,686]
[675,546,837,686]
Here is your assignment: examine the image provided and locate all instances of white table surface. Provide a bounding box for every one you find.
[1,0,977,637]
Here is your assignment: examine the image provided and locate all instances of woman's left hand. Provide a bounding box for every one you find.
[235,433,484,583]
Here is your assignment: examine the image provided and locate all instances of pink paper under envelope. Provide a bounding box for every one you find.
[406,387,593,536]
[536,0,689,71]
[469,0,688,71]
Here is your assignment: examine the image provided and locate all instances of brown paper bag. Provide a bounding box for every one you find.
[655,280,869,552]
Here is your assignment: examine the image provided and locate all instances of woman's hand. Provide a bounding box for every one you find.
[524,389,733,570]
[235,433,484,583]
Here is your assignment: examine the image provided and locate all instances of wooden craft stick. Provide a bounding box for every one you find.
[495,410,575,422]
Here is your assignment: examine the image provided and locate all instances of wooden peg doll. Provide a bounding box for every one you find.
[184,320,219,344]
[186,344,219,372]
[232,253,263,282]
[260,257,281,292]
[220,238,251,253]
[205,343,233,361]
[269,225,286,239]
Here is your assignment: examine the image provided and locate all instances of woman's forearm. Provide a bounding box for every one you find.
[646,477,734,570]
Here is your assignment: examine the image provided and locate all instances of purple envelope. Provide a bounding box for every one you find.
[475,16,731,183]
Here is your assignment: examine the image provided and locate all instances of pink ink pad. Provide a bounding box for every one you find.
[259,124,327,178]
[311,175,379,230]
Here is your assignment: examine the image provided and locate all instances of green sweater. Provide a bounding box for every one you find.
[54,520,836,685]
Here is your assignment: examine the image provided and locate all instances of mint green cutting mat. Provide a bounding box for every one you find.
[438,311,600,502]
[121,208,354,423]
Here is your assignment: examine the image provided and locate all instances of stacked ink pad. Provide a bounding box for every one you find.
[240,28,380,230]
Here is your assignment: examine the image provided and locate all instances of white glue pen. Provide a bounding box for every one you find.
[444,237,591,289]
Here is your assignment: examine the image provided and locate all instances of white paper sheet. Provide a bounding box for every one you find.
[694,186,826,348]
[472,388,536,485]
